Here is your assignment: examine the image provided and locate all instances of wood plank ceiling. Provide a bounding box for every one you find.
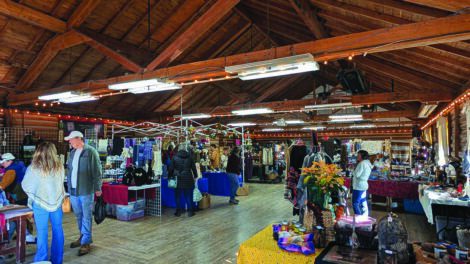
[0,0,469,125]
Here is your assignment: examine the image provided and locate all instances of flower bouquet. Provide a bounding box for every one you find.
[302,161,344,209]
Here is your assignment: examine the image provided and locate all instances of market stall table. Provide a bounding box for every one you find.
[203,172,242,197]
[0,206,33,263]
[101,182,161,216]
[419,184,470,224]
[237,225,322,264]
[161,178,208,208]
[343,178,419,199]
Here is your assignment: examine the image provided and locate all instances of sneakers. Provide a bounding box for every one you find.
[78,244,91,256]
[70,236,82,248]
[229,199,239,205]
[25,234,36,244]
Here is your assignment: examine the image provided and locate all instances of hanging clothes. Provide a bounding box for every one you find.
[285,144,307,207]
[437,117,449,166]
[262,148,274,165]
[98,139,108,153]
[152,144,163,176]
[244,152,254,180]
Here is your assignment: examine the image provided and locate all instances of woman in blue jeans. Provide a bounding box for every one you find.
[226,147,241,205]
[352,150,372,215]
[22,142,65,264]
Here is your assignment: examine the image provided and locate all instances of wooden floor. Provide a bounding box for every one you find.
[4,184,434,264]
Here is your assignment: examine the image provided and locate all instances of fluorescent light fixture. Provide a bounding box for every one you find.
[59,95,98,103]
[305,102,353,110]
[350,124,376,129]
[302,126,326,131]
[129,83,181,94]
[329,114,363,119]
[418,104,438,118]
[225,54,319,81]
[176,113,211,120]
[328,118,363,123]
[227,122,256,127]
[38,91,79,101]
[109,79,182,94]
[273,119,305,125]
[232,108,273,116]
[262,128,284,132]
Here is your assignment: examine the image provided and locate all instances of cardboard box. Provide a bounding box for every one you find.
[199,194,211,209]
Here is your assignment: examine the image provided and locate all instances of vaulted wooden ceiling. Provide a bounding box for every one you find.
[0,0,469,125]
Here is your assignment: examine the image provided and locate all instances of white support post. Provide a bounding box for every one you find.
[242,126,245,184]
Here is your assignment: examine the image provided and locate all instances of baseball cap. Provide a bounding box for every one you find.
[0,153,15,163]
[64,131,84,141]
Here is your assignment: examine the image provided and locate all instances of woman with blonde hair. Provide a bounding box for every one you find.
[22,142,65,264]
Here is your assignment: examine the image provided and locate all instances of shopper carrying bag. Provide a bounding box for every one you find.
[168,143,198,217]
[22,142,65,264]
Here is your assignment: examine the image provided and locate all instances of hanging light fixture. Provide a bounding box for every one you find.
[232,108,273,116]
[59,95,98,104]
[38,91,80,101]
[175,113,211,119]
[262,128,284,132]
[227,122,256,127]
[225,54,319,81]
[108,79,181,94]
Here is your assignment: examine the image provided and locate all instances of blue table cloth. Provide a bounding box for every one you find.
[161,178,207,208]
[202,172,243,197]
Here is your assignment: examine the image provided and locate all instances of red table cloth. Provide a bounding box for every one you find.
[101,183,157,205]
[344,178,419,199]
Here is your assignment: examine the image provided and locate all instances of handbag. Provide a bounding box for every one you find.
[193,185,202,202]
[62,196,71,213]
[94,196,106,225]
[168,177,177,189]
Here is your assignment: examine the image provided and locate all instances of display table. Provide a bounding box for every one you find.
[419,184,470,224]
[101,182,161,216]
[0,206,33,263]
[344,178,419,199]
[237,225,322,264]
[203,172,243,197]
[161,178,207,208]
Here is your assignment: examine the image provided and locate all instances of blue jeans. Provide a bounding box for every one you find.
[70,194,94,245]
[227,173,239,201]
[352,190,368,215]
[175,188,193,212]
[32,203,64,264]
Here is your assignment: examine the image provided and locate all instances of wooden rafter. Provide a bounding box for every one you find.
[351,92,453,105]
[146,0,240,71]
[289,0,327,39]
[403,0,470,12]
[66,0,101,29]
[0,0,66,33]
[8,13,470,105]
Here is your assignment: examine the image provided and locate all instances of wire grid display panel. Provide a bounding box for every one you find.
[0,127,67,157]
[84,128,98,149]
[145,185,161,217]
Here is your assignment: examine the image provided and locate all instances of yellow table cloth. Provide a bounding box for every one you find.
[237,225,322,264]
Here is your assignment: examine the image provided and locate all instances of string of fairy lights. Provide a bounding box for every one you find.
[421,89,470,130]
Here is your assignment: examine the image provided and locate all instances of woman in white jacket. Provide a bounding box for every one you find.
[22,142,65,264]
[352,150,372,215]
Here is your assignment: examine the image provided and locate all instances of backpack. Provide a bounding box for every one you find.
[122,167,134,186]
[377,213,409,264]
[133,168,148,186]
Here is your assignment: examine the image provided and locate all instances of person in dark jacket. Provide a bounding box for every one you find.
[169,143,198,217]
[226,147,241,205]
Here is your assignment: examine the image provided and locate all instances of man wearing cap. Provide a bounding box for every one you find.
[0,153,36,243]
[65,131,102,256]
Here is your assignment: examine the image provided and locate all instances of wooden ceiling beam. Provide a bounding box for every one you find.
[0,0,66,33]
[255,76,302,103]
[146,0,240,71]
[403,0,470,12]
[351,92,453,105]
[9,13,470,105]
[16,30,89,90]
[289,0,327,39]
[66,0,101,29]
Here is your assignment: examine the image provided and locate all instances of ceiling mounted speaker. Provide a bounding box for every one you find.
[337,69,368,95]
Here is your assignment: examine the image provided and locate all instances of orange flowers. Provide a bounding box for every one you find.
[302,161,344,194]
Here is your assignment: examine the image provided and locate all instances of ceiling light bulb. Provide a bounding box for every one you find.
[232,108,273,116]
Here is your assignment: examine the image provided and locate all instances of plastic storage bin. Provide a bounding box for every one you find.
[116,199,145,213]
[117,209,145,221]
[403,199,424,215]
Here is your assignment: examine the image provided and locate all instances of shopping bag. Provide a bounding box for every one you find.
[168,177,177,189]
[199,194,211,209]
[193,186,202,202]
[237,185,249,196]
[62,196,71,213]
[94,196,106,225]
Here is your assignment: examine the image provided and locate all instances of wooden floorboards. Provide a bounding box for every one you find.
[3,183,434,264]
